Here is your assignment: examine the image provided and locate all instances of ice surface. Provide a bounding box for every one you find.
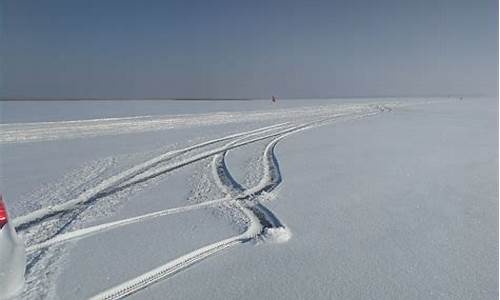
[0,98,496,299]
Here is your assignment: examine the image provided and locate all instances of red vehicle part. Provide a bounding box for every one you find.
[0,196,8,229]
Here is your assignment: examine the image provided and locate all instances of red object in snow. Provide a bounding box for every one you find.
[0,195,8,229]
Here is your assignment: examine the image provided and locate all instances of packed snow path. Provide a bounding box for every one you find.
[0,103,393,144]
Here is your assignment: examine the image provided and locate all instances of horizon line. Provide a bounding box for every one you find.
[0,94,491,101]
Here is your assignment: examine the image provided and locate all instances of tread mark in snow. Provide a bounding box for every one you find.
[14,123,289,230]
[89,112,387,300]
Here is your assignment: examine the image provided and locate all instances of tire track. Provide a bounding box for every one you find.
[88,114,359,300]
[0,102,391,144]
[18,123,288,298]
[14,123,289,230]
[25,196,235,254]
[24,123,305,254]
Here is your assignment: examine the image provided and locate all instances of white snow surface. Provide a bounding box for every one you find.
[0,98,497,299]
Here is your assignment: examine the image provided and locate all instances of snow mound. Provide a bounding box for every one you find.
[261,227,292,243]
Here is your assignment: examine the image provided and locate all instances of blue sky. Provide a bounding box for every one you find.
[1,0,497,98]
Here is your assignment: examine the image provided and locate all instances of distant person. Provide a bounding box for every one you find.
[272,96,277,103]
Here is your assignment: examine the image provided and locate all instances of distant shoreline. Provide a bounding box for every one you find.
[0,95,488,101]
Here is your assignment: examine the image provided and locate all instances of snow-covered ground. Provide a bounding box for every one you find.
[0,98,497,299]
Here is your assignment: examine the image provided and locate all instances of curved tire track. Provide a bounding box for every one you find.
[14,123,289,230]
[89,116,351,300]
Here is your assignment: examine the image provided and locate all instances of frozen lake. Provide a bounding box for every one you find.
[0,97,497,299]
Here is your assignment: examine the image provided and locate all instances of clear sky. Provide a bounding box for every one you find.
[1,0,497,98]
